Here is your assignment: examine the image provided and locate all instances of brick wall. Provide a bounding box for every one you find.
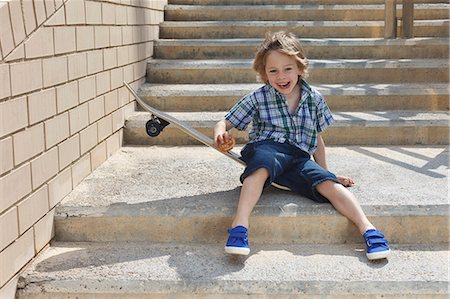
[0,0,166,297]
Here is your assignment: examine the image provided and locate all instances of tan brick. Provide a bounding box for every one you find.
[106,131,120,158]
[31,147,58,189]
[0,96,28,138]
[0,207,18,252]
[5,44,24,62]
[103,48,117,70]
[43,56,68,88]
[95,26,110,49]
[34,0,47,26]
[65,0,85,24]
[128,44,138,63]
[96,71,111,96]
[78,76,96,103]
[34,208,55,253]
[121,26,133,45]
[110,26,122,47]
[28,88,57,125]
[13,123,45,166]
[80,123,98,155]
[56,81,79,113]
[8,1,26,47]
[72,153,91,187]
[69,102,89,135]
[116,5,127,25]
[58,134,80,170]
[54,27,76,55]
[85,0,102,24]
[25,27,54,59]
[76,26,94,51]
[22,0,37,35]
[45,7,65,26]
[0,137,13,175]
[0,3,14,56]
[68,53,87,81]
[17,186,49,234]
[44,112,70,149]
[118,86,130,106]
[0,229,34,287]
[48,167,72,208]
[134,61,147,80]
[0,268,18,299]
[98,114,113,142]
[91,141,107,171]
[10,60,43,96]
[0,163,32,214]
[45,0,56,16]
[0,64,11,100]
[55,0,64,9]
[102,3,116,24]
[110,67,123,90]
[123,64,134,84]
[87,49,103,75]
[104,90,119,114]
[117,46,129,66]
[89,96,105,123]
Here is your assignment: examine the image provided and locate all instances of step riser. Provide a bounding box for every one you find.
[159,25,447,39]
[165,8,449,22]
[155,43,450,59]
[170,0,447,5]
[123,125,449,145]
[141,94,450,112]
[55,215,449,244]
[146,67,449,84]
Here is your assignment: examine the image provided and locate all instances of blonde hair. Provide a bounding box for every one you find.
[252,31,309,84]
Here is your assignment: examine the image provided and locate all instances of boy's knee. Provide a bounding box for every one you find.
[246,168,270,181]
[315,180,337,193]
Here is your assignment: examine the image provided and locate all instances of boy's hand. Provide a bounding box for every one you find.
[214,132,235,152]
[337,175,355,187]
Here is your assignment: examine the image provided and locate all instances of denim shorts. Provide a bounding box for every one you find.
[240,139,340,203]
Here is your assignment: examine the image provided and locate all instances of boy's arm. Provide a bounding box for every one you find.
[313,135,355,187]
[214,119,234,148]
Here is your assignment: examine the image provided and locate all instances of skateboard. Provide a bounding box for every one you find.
[124,82,290,191]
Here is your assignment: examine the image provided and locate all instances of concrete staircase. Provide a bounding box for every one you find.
[17,0,449,298]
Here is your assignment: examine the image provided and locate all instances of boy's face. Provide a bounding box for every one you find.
[264,50,303,96]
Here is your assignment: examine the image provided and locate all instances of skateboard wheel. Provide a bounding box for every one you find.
[218,137,236,152]
[146,120,162,137]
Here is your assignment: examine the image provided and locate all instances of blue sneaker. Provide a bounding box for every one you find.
[363,229,390,260]
[225,226,250,255]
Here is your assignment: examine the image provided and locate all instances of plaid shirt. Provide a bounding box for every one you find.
[225,79,334,155]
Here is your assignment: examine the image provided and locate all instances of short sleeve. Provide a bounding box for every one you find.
[313,90,334,133]
[225,94,257,131]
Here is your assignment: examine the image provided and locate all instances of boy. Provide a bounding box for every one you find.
[213,31,390,260]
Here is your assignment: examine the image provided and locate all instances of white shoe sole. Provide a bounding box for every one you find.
[225,246,250,255]
[367,249,391,260]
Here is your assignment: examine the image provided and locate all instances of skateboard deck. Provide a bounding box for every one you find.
[124,82,290,191]
[124,82,245,166]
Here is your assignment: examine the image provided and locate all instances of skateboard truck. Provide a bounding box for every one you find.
[146,115,170,137]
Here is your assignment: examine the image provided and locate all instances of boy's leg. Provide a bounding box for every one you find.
[315,181,375,234]
[232,168,269,229]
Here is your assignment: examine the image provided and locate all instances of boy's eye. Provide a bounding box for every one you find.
[285,68,292,71]
[269,70,277,73]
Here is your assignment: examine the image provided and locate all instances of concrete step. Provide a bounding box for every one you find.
[159,20,449,39]
[155,37,450,59]
[137,83,450,112]
[169,0,448,4]
[123,111,449,145]
[165,4,450,21]
[53,146,449,244]
[146,59,449,84]
[17,241,450,298]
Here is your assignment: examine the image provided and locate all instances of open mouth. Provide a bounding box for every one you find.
[278,82,291,90]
